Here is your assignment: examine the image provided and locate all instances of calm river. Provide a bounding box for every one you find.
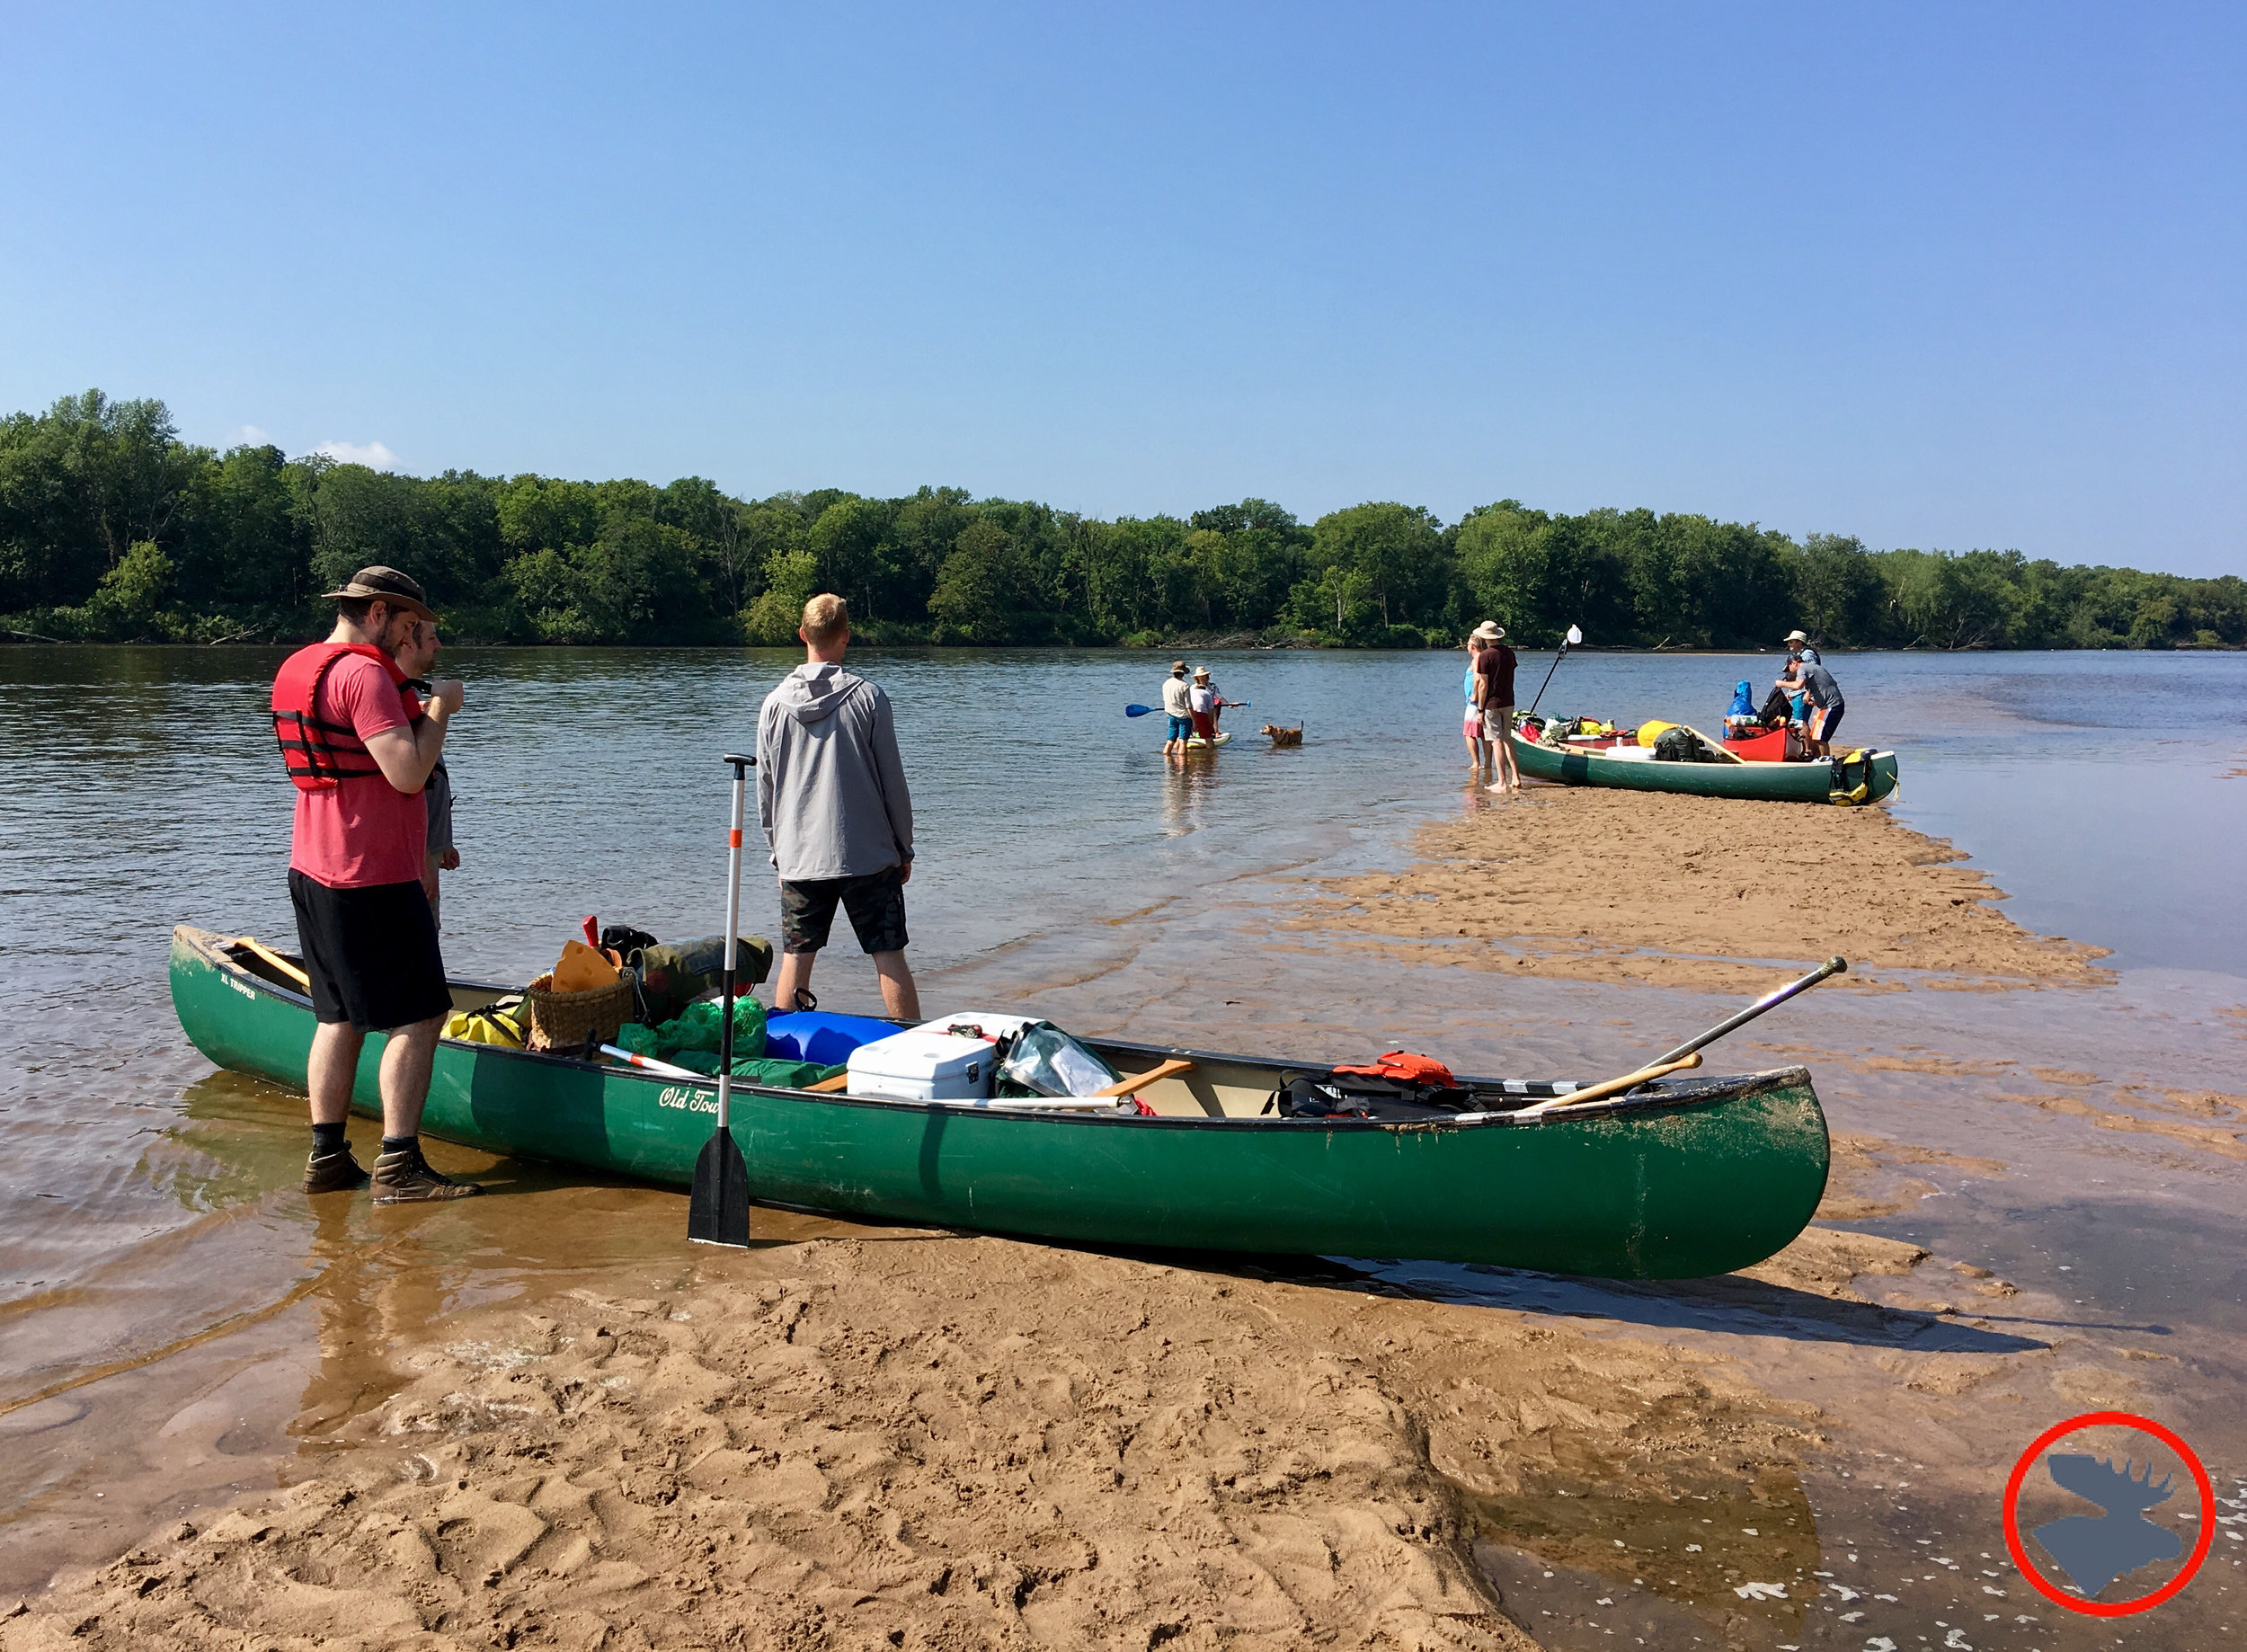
[2,644,2242,1642]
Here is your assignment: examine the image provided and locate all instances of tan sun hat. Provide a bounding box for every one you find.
[1784,629,1809,644]
[1193,666,1211,679]
[1470,620,1505,642]
[322,564,437,622]
[1171,660,1187,674]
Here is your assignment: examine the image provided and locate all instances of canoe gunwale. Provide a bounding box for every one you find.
[180,925,1808,1132]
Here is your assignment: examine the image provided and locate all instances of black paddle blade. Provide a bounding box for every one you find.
[687,1129,752,1248]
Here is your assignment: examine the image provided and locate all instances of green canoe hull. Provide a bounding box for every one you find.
[170,926,1830,1279]
[1515,739,1899,804]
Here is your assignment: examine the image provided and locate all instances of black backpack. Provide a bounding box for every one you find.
[1267,1069,1475,1120]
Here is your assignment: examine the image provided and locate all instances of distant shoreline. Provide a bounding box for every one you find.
[4,633,2239,654]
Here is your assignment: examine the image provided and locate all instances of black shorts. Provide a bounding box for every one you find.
[780,865,910,956]
[289,869,453,1031]
[1810,701,1845,742]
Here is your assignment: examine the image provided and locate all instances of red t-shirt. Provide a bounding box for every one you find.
[1474,644,1519,707]
[289,654,428,888]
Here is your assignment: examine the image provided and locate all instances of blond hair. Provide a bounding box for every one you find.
[801,592,850,645]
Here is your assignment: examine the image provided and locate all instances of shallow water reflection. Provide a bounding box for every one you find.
[3,644,2243,1612]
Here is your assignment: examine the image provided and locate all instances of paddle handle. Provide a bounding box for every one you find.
[599,1043,702,1080]
[717,754,751,1131]
[1650,955,1847,1068]
[1517,1052,1701,1116]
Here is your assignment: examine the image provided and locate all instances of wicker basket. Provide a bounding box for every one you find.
[522,971,632,1052]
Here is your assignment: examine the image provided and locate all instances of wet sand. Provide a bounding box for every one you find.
[8,785,2245,1649]
[1301,786,2115,991]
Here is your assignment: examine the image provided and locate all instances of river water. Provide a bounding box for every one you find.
[1,644,2242,1645]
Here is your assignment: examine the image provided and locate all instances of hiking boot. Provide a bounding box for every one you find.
[304,1146,369,1194]
[370,1144,484,1203]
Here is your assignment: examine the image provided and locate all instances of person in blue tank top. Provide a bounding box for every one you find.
[1461,634,1490,774]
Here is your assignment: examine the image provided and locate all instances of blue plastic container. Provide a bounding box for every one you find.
[762,1010,900,1067]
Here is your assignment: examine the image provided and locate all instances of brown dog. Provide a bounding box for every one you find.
[1262,724,1302,747]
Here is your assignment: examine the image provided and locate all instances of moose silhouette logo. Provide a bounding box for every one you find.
[2031,1454,2182,1596]
[2003,1411,2214,1618]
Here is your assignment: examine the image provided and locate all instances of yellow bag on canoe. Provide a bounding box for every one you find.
[445,1002,527,1047]
[1637,719,1677,748]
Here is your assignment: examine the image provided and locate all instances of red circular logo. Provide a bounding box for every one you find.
[2002,1411,2214,1617]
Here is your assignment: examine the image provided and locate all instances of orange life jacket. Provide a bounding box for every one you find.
[271,643,421,792]
[1330,1050,1459,1088]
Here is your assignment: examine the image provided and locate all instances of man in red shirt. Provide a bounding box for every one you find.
[1470,620,1521,794]
[273,565,481,1203]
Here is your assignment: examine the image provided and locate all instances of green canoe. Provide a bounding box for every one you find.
[1514,736,1899,804]
[170,925,1830,1279]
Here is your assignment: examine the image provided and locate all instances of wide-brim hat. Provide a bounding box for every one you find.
[1783,629,1808,644]
[323,565,436,623]
[1470,621,1505,641]
[1192,667,1211,679]
[1170,660,1187,673]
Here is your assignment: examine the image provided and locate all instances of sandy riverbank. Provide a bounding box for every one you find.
[7,1213,1967,1652]
[1297,786,2114,992]
[7,788,2236,1650]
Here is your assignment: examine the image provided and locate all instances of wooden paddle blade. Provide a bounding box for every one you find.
[687,1129,752,1247]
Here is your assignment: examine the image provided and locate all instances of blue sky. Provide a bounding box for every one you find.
[3,4,2241,575]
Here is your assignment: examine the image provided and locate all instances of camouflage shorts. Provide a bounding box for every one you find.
[779,865,910,955]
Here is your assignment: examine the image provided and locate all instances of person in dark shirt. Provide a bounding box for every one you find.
[1470,620,1520,793]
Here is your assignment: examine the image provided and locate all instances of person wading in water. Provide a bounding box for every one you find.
[271,565,483,1202]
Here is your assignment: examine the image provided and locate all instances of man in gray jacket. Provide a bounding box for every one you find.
[757,593,920,1019]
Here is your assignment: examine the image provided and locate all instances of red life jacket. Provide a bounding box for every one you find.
[271,643,422,792]
[1330,1050,1459,1088]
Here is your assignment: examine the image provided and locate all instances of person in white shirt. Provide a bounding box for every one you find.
[1159,662,1194,754]
[1188,668,1219,743]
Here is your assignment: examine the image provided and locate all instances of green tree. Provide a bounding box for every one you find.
[927,519,1013,644]
[1294,503,1450,643]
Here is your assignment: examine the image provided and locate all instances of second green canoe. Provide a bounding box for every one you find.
[1513,738,1899,804]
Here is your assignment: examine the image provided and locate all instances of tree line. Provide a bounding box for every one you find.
[4,390,2240,651]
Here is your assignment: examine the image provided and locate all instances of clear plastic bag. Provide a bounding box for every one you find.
[997,1021,1122,1098]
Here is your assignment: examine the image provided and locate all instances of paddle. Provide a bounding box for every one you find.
[1125,705,1156,717]
[688,753,756,1248]
[1517,956,1846,1115]
[1523,624,1584,722]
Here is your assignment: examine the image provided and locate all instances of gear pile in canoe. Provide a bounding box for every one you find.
[172,924,1843,1279]
[1513,713,1899,804]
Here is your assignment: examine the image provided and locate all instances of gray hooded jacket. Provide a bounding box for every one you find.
[756,662,915,882]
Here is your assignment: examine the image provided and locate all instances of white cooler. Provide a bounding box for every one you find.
[846,1028,999,1103]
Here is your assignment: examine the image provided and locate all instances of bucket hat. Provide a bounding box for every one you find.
[1470,620,1505,641]
[323,565,437,623]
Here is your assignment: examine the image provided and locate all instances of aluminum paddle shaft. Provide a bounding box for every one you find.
[688,752,756,1248]
[716,755,749,1133]
[1651,956,1848,1068]
[1523,624,1583,722]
